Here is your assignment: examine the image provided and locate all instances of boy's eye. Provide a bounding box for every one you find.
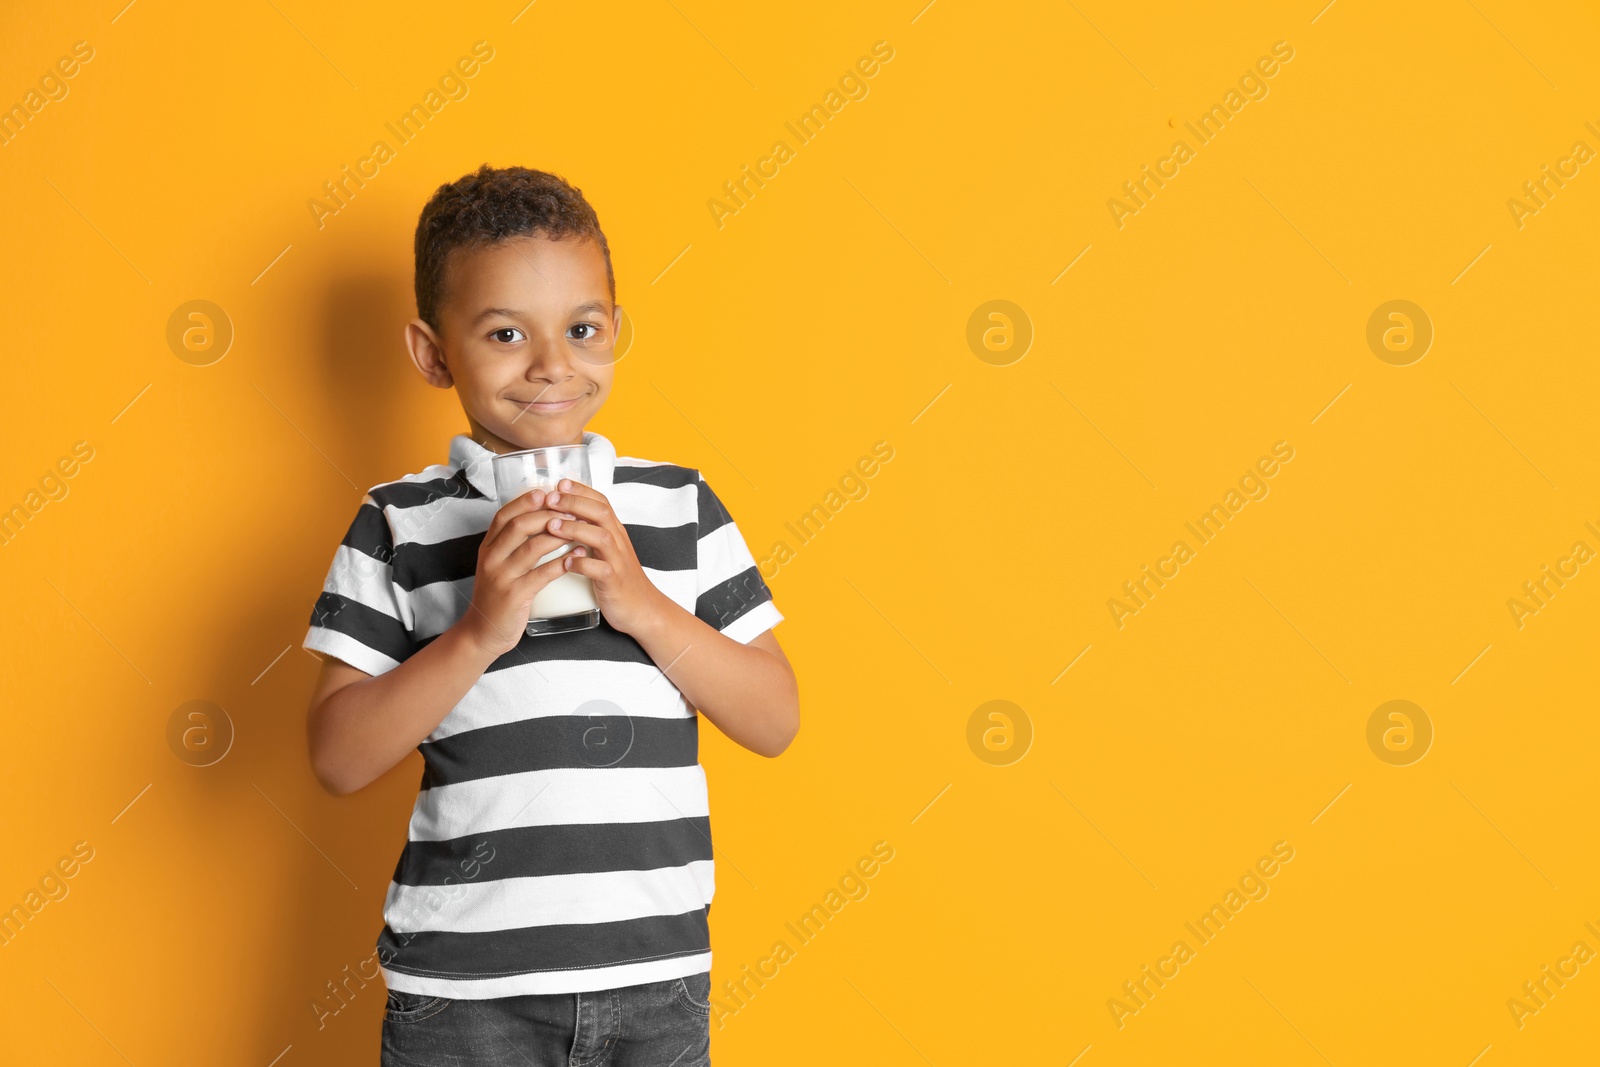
[490,327,525,343]
[569,322,603,343]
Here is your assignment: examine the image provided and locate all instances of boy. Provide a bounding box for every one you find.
[302,165,799,1066]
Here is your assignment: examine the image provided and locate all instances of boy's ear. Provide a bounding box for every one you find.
[405,318,454,389]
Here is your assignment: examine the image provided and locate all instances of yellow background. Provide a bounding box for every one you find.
[3,0,1598,1062]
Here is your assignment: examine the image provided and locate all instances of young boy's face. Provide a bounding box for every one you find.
[407,233,618,453]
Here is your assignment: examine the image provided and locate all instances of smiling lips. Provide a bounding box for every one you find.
[509,393,585,411]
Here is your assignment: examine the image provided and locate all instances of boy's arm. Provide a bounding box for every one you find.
[629,601,799,758]
[306,489,577,796]
[540,476,798,758]
[306,623,499,796]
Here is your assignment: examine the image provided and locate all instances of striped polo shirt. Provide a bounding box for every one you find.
[301,430,783,999]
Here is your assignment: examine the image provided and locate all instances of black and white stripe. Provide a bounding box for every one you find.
[303,431,782,997]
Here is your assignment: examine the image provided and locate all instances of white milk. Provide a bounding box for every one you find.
[491,447,601,629]
[531,560,599,618]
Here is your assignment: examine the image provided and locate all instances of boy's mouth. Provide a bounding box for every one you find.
[506,392,586,412]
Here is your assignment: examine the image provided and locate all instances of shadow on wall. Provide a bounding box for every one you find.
[316,271,445,490]
[231,266,442,1061]
[192,517,420,1063]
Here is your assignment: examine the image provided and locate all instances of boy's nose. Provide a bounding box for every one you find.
[524,340,579,377]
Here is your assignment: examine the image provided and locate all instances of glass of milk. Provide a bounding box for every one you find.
[490,444,603,637]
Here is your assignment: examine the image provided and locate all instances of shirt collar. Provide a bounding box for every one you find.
[448,431,617,502]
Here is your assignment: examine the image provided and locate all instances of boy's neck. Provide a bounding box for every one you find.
[468,416,587,455]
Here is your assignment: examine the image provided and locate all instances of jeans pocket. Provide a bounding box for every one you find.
[384,987,451,1024]
[671,971,712,1018]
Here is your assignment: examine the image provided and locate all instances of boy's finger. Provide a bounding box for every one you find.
[547,517,606,552]
[562,552,609,581]
[484,488,544,538]
[551,478,602,497]
[500,487,547,514]
[484,508,557,563]
[486,489,549,539]
[502,530,567,569]
[513,549,572,585]
[545,480,611,509]
[543,489,612,527]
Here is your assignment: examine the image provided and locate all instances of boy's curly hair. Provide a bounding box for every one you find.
[413,165,614,331]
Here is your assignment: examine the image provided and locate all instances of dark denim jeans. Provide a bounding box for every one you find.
[380,972,712,1066]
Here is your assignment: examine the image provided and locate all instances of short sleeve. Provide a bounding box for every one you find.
[694,473,783,644]
[302,496,415,676]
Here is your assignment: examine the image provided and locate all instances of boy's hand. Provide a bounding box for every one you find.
[456,488,575,658]
[544,480,670,637]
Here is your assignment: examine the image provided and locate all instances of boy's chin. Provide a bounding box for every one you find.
[492,422,588,451]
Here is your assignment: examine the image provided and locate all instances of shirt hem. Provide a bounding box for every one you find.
[379,950,713,998]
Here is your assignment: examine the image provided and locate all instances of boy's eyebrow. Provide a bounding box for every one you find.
[470,306,523,325]
[470,302,610,325]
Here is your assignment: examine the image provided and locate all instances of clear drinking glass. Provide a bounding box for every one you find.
[491,444,603,637]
